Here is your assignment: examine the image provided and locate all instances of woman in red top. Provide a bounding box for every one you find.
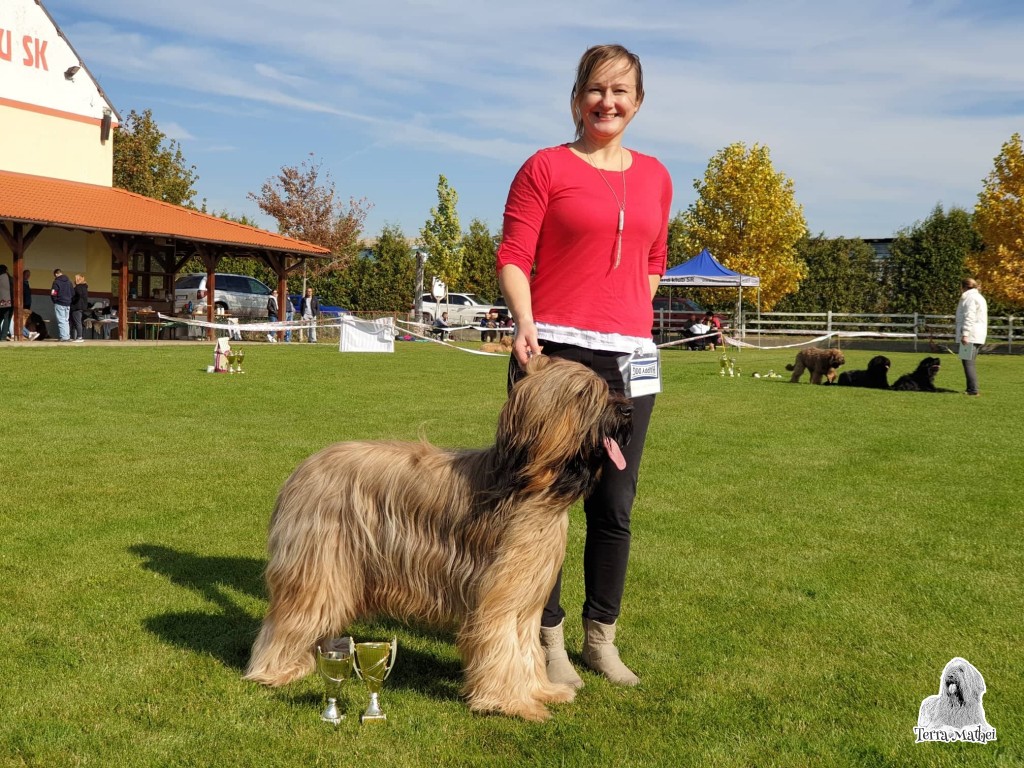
[497,44,672,688]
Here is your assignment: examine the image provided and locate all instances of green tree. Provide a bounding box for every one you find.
[679,142,807,309]
[973,132,1024,307]
[340,224,415,312]
[249,154,370,276]
[460,219,500,300]
[113,109,199,207]
[775,235,881,313]
[884,205,981,315]
[665,211,690,268]
[420,175,464,290]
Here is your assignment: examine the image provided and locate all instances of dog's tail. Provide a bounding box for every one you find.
[785,363,795,371]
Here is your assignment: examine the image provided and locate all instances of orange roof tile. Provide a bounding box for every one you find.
[0,170,330,255]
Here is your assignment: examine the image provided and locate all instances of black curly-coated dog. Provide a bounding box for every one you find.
[891,357,942,391]
[837,355,891,389]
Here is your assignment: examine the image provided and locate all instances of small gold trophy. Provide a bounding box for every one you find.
[316,636,355,725]
[353,638,397,723]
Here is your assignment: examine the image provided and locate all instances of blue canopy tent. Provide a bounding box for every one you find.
[659,248,761,340]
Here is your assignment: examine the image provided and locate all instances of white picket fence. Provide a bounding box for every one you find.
[729,311,1021,352]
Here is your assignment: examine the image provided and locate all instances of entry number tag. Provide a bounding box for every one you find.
[623,349,662,398]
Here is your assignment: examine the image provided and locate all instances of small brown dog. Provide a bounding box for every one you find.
[786,347,846,384]
[480,335,513,354]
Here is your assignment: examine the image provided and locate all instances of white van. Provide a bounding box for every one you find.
[174,273,273,319]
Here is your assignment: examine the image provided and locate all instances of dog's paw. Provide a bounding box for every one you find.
[538,683,576,705]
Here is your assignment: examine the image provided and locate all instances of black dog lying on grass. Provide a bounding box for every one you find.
[891,357,954,392]
[837,355,891,389]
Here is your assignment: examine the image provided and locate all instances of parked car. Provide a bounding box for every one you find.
[652,296,710,327]
[418,293,492,325]
[287,295,348,317]
[174,273,274,319]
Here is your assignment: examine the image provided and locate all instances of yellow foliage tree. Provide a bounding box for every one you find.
[679,142,807,309]
[972,132,1024,306]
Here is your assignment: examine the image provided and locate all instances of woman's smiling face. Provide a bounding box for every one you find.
[573,57,642,146]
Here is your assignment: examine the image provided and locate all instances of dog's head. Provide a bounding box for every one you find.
[917,356,941,378]
[868,356,891,372]
[498,355,632,497]
[939,657,985,709]
[829,350,846,368]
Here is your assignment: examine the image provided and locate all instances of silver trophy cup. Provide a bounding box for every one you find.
[353,638,398,723]
[316,637,355,725]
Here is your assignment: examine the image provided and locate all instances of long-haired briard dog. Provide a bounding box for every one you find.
[786,347,846,384]
[244,356,632,721]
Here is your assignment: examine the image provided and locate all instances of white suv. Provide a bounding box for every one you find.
[418,293,492,325]
[175,273,274,319]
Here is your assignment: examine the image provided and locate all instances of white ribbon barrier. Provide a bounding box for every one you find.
[157,313,333,333]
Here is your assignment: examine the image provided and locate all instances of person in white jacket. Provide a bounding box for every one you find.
[955,278,988,396]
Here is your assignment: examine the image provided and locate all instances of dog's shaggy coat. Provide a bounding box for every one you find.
[786,347,846,384]
[892,356,942,391]
[244,356,632,721]
[837,355,891,389]
[917,657,990,729]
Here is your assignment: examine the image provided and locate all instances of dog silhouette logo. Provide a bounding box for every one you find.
[914,657,996,744]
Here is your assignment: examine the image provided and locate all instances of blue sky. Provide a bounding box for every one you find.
[46,0,1024,244]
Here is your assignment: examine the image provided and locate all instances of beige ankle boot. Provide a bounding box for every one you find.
[581,618,639,686]
[540,621,584,689]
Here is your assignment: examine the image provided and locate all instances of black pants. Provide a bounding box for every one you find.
[508,341,655,626]
[71,309,84,340]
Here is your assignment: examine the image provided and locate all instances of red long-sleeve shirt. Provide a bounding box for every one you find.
[497,145,672,339]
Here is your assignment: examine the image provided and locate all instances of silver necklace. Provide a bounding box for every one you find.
[582,146,626,268]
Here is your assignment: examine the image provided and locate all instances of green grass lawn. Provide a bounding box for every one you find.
[1,341,1021,767]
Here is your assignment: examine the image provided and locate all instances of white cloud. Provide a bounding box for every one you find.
[46,0,1024,237]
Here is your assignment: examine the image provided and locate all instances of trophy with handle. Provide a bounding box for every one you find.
[353,638,398,723]
[316,636,355,725]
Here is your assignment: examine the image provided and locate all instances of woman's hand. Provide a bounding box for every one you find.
[512,318,542,368]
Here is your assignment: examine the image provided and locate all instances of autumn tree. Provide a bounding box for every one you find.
[460,219,500,300]
[113,109,198,207]
[775,235,882,313]
[678,142,807,309]
[420,174,464,290]
[249,154,370,275]
[972,132,1024,306]
[665,211,690,268]
[884,205,981,315]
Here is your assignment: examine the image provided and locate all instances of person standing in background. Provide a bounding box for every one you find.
[299,286,319,344]
[267,288,279,343]
[70,273,89,342]
[955,277,988,397]
[0,265,13,341]
[50,268,74,342]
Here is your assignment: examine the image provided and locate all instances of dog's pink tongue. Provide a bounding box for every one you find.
[603,437,626,470]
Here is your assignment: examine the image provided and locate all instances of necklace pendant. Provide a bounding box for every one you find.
[617,209,624,232]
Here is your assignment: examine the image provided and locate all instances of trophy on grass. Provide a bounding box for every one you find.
[235,347,245,374]
[316,636,355,725]
[353,638,398,723]
[227,350,237,374]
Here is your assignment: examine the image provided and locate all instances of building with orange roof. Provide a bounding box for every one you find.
[0,0,329,341]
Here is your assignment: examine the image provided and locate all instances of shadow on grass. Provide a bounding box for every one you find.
[128,544,465,702]
[129,543,265,671]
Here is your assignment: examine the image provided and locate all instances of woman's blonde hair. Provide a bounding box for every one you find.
[570,44,644,141]
[74,273,86,284]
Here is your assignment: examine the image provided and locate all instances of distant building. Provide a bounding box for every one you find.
[1,0,328,340]
[862,238,894,263]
